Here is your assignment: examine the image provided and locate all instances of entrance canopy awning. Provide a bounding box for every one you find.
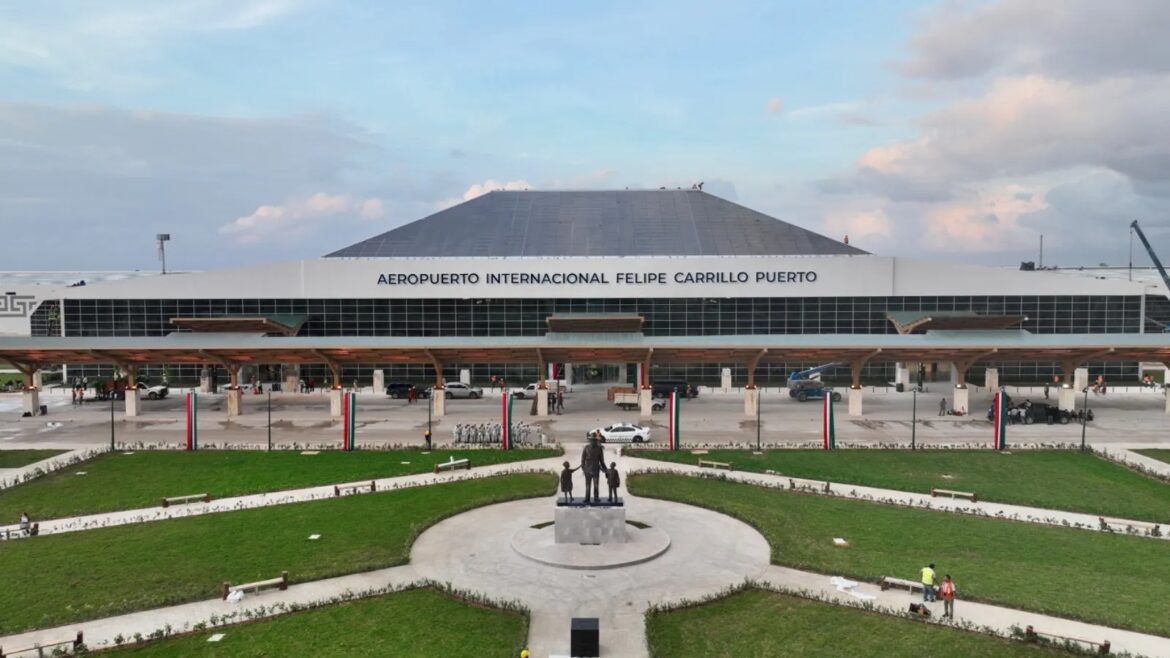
[2,331,1168,370]
[170,315,306,336]
[887,311,1027,334]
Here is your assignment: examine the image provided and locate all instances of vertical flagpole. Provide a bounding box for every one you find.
[823,394,835,450]
[348,391,356,451]
[342,392,349,451]
[993,391,1007,450]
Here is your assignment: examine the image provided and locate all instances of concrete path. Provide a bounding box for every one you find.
[1098,444,1170,479]
[4,488,1169,657]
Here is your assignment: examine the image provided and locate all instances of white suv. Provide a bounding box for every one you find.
[431,382,484,399]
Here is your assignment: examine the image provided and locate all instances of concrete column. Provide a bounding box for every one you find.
[225,388,242,417]
[639,387,653,419]
[32,371,43,389]
[564,364,573,388]
[952,386,969,415]
[984,368,999,391]
[1058,386,1076,412]
[431,388,445,417]
[744,387,759,417]
[848,387,863,416]
[200,369,211,393]
[328,388,343,418]
[536,387,549,417]
[373,369,385,395]
[284,365,299,393]
[22,388,40,415]
[1074,367,1088,392]
[635,363,644,390]
[124,389,140,417]
[1165,387,1169,414]
[895,363,909,390]
[721,368,732,392]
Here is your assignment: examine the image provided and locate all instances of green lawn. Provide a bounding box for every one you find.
[629,473,1170,637]
[0,449,66,468]
[0,473,554,634]
[629,449,1170,522]
[0,448,558,520]
[105,587,527,657]
[646,588,1071,658]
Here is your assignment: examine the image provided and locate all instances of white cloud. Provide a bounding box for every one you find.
[436,178,532,209]
[219,192,385,245]
[766,97,783,114]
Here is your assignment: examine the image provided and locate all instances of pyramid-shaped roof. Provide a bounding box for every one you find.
[325,190,866,258]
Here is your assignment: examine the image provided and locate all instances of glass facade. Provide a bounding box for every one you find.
[31,292,1163,387]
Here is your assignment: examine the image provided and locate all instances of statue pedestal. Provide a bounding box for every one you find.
[555,503,626,545]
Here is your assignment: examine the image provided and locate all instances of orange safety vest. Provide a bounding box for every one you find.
[939,580,955,599]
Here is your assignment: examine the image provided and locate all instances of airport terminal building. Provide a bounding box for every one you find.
[4,190,1170,390]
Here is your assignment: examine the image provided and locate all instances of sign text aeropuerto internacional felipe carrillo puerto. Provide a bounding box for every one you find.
[376,270,818,286]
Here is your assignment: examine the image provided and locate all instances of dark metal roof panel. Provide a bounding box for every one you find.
[324,190,866,258]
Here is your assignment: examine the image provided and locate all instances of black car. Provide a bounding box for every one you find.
[386,382,430,399]
[651,380,697,399]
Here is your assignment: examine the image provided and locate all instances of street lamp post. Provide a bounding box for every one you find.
[267,389,272,451]
[109,394,115,451]
[756,388,762,451]
[428,393,433,439]
[911,386,917,450]
[1080,387,1089,451]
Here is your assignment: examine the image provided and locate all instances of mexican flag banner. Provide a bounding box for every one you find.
[501,392,513,450]
[822,393,836,450]
[185,391,198,451]
[341,391,357,451]
[993,391,1008,450]
[667,390,680,450]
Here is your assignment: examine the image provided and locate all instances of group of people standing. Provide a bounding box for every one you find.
[920,562,958,619]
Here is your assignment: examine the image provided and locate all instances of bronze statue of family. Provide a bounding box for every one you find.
[560,435,620,504]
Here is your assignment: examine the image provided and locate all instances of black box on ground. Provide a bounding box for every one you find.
[571,617,599,657]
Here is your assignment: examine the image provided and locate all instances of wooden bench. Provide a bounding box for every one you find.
[434,458,471,473]
[1025,625,1111,654]
[162,493,211,508]
[930,488,978,502]
[879,576,926,593]
[1098,516,1159,531]
[222,571,289,600]
[0,631,83,657]
[698,459,733,470]
[334,481,377,497]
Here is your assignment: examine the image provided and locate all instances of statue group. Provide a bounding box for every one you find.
[561,436,621,504]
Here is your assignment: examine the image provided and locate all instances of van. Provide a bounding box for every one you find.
[651,379,697,399]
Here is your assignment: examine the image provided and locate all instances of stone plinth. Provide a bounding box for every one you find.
[639,387,653,418]
[22,388,39,415]
[744,387,759,417]
[555,505,626,545]
[225,388,242,417]
[124,389,140,417]
[848,387,863,416]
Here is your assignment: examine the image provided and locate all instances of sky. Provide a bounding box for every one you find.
[1,0,1168,272]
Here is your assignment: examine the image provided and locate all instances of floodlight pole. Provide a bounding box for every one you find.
[267,389,272,451]
[1080,387,1089,451]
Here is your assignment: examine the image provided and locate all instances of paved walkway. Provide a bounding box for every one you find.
[4,486,1169,657]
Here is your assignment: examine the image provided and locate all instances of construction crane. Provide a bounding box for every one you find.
[1131,220,1170,298]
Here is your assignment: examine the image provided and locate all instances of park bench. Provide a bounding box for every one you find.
[698,459,733,470]
[434,458,471,473]
[930,488,978,502]
[1024,625,1110,654]
[0,631,83,657]
[221,571,289,600]
[879,576,926,593]
[161,493,211,508]
[334,481,377,497]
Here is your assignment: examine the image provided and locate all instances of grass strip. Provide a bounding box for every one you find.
[629,449,1170,523]
[0,472,554,634]
[646,588,1072,657]
[629,473,1170,637]
[0,448,558,521]
[0,449,66,469]
[104,587,527,657]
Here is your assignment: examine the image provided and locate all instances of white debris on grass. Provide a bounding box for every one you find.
[832,537,848,546]
[226,589,245,603]
[123,452,135,455]
[691,449,709,455]
[207,633,226,642]
[400,461,411,465]
[830,576,877,601]
[308,534,321,540]
[75,471,87,476]
[301,451,320,455]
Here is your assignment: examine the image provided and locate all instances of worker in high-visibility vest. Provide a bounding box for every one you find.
[939,575,957,619]
[920,563,937,602]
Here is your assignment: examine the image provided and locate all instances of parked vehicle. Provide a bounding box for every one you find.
[986,401,1089,424]
[587,423,650,443]
[651,380,696,399]
[614,392,665,411]
[115,382,169,400]
[429,382,483,399]
[386,382,430,399]
[510,383,544,399]
[788,363,843,402]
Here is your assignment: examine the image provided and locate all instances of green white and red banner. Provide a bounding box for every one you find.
[185,391,198,451]
[667,390,680,450]
[501,392,513,450]
[341,391,356,451]
[993,391,1007,450]
[822,393,836,450]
